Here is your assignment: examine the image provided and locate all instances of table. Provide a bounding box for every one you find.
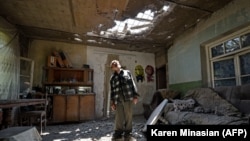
[0,126,42,141]
[0,99,46,128]
[0,99,46,108]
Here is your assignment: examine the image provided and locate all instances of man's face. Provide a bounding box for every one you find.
[111,64,119,72]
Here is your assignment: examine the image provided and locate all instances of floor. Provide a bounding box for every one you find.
[41,115,147,141]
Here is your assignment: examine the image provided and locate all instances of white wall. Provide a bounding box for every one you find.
[87,46,156,118]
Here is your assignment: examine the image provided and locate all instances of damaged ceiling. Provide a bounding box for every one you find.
[0,0,234,53]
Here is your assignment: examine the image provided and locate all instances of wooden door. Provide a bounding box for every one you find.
[53,95,66,122]
[66,95,79,121]
[156,65,167,89]
[79,95,95,120]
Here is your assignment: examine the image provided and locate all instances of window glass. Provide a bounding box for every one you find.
[225,37,240,53]
[213,59,235,79]
[239,52,250,75]
[241,76,250,85]
[214,79,236,87]
[211,44,224,57]
[241,33,250,48]
[239,52,250,85]
[20,59,32,76]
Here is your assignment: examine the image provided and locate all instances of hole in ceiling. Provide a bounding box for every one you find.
[87,5,170,41]
[105,5,170,37]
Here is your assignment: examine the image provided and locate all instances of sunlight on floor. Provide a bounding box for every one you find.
[41,115,146,141]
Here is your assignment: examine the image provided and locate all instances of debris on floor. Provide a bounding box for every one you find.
[41,115,147,141]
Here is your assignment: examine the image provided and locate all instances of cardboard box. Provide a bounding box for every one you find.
[47,56,57,67]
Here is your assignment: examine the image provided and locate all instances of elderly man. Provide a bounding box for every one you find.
[109,60,139,141]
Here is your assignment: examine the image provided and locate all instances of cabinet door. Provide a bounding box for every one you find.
[79,95,95,120]
[66,95,79,121]
[53,95,66,122]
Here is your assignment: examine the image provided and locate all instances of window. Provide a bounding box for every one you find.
[239,52,250,84]
[20,57,34,96]
[212,57,236,87]
[208,30,250,87]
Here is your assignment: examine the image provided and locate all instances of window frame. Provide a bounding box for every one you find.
[19,57,34,94]
[238,50,250,85]
[211,55,237,87]
[205,25,250,87]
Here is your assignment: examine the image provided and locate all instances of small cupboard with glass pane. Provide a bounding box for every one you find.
[43,67,95,123]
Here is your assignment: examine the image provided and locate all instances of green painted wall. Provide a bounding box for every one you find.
[168,0,250,93]
[169,80,203,97]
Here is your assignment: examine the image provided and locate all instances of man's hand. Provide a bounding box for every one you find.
[133,97,138,105]
[111,103,116,111]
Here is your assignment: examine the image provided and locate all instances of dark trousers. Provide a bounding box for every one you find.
[114,98,133,137]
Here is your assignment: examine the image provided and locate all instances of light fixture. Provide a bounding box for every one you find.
[87,39,97,43]
[163,5,170,11]
[74,37,82,42]
[73,33,80,37]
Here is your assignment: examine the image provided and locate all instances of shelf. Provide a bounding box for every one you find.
[43,66,95,122]
[43,82,93,86]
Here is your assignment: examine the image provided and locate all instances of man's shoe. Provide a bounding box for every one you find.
[111,135,123,141]
[124,135,136,141]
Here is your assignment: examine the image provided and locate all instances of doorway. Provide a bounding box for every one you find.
[156,65,167,89]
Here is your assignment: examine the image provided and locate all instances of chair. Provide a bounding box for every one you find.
[20,92,48,134]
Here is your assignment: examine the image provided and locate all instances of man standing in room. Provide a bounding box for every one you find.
[109,60,139,141]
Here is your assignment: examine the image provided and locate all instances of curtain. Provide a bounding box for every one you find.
[0,17,20,99]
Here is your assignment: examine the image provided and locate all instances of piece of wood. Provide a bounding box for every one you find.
[66,95,79,121]
[79,95,95,120]
[52,51,65,68]
[142,99,168,132]
[52,95,66,122]
[59,51,72,68]
[47,56,57,67]
[0,99,46,108]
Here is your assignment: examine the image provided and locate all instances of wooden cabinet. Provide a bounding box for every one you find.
[43,67,95,123]
[66,95,79,121]
[51,94,95,123]
[52,95,66,122]
[79,95,95,120]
